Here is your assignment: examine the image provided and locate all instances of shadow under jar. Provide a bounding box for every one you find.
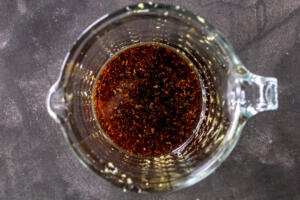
[47,3,278,192]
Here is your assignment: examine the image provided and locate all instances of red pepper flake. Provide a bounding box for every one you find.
[94,43,202,156]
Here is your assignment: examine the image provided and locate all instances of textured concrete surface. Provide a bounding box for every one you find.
[0,0,299,199]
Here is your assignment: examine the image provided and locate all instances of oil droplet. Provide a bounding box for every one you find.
[197,16,205,23]
[126,177,133,184]
[138,3,144,9]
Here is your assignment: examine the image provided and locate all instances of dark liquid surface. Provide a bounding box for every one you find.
[93,43,202,156]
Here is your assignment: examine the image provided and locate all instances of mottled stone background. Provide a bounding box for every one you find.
[0,0,299,199]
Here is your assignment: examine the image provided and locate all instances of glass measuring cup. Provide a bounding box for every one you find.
[47,2,278,192]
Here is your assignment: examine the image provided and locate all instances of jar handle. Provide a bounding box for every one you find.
[239,73,278,118]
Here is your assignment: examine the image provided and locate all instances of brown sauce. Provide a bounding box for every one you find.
[93,43,202,156]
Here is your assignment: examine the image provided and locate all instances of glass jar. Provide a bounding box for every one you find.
[47,2,278,192]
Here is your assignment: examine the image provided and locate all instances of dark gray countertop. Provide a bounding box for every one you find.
[0,0,299,199]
